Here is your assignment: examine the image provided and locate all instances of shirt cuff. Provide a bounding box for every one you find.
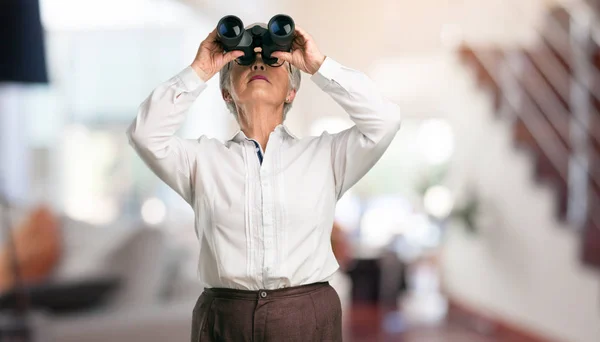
[176,65,207,92]
[310,56,343,90]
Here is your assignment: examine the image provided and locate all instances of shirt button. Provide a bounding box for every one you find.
[260,291,267,298]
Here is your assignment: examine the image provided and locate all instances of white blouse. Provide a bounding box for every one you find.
[127,57,401,290]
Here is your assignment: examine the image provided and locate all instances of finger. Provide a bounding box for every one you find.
[224,50,245,63]
[206,27,218,40]
[294,26,312,42]
[292,39,304,50]
[203,28,220,49]
[271,51,293,64]
[292,34,309,50]
[292,35,306,49]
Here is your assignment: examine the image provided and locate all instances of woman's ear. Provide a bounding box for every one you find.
[222,89,233,103]
[285,89,297,103]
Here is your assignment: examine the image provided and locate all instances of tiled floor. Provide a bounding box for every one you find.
[345,303,499,342]
[339,263,529,341]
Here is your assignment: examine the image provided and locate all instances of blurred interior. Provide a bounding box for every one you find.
[1,0,600,341]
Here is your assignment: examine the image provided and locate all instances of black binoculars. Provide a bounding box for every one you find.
[216,14,295,66]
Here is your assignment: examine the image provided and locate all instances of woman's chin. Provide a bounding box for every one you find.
[247,80,271,89]
[246,87,277,100]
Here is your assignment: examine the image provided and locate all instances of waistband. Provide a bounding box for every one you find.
[203,282,330,301]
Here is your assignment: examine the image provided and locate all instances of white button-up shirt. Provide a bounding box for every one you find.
[127,57,401,290]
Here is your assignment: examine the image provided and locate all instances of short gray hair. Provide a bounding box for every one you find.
[219,61,301,122]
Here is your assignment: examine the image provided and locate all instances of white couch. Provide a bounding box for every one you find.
[19,216,203,342]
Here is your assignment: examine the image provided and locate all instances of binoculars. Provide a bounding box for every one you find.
[216,14,295,66]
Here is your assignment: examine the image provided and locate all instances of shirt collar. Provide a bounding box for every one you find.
[228,124,298,143]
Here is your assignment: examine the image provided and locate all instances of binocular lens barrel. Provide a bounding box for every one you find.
[268,15,295,46]
[217,15,244,48]
[215,14,295,64]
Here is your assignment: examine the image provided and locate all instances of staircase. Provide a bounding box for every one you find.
[456,1,600,270]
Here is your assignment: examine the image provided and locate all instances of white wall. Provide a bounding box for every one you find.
[439,54,600,342]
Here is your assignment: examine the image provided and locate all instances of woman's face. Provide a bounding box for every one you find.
[225,47,294,112]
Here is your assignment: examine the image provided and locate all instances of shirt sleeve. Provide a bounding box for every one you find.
[126,66,208,205]
[310,57,402,200]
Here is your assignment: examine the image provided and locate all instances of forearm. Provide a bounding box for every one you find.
[126,66,207,204]
[311,57,401,143]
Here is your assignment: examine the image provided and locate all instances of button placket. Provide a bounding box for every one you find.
[259,131,281,286]
[261,166,275,280]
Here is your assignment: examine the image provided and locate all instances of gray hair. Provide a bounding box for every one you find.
[218,23,301,122]
[219,60,301,122]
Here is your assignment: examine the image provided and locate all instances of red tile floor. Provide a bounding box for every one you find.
[345,303,503,342]
[339,260,544,342]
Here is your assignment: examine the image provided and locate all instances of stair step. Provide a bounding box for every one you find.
[581,222,600,269]
[512,117,570,221]
[458,45,504,112]
[458,33,600,269]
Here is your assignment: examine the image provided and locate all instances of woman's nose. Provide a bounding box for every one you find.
[252,53,266,71]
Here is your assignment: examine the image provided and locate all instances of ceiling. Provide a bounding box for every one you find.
[176,0,581,135]
[180,0,573,68]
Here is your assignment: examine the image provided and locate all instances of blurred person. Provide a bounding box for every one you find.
[380,234,410,306]
[127,21,401,341]
[0,206,61,291]
[378,235,410,334]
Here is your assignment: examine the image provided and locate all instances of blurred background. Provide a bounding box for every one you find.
[0,0,599,341]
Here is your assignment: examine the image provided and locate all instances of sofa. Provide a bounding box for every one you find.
[0,209,201,342]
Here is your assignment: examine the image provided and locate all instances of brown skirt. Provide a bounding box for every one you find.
[190,281,343,342]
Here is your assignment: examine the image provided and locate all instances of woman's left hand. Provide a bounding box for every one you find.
[271,26,326,75]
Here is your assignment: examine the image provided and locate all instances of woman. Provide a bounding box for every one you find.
[127,22,401,342]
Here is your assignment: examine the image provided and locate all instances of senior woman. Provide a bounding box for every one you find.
[127,22,401,341]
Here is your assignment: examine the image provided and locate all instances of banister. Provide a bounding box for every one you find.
[471,48,600,230]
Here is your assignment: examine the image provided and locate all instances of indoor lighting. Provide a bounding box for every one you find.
[416,118,454,165]
[360,207,397,248]
[423,185,454,219]
[141,197,166,225]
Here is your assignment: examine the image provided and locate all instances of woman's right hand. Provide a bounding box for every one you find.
[191,28,245,82]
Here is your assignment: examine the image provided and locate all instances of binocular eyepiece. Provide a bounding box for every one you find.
[216,14,295,66]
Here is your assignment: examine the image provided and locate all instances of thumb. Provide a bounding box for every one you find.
[224,50,245,64]
[272,51,293,64]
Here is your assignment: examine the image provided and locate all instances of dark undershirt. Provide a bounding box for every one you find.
[251,140,263,164]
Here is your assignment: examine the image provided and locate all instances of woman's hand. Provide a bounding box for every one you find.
[191,28,245,82]
[271,26,326,75]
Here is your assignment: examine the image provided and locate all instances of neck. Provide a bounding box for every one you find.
[238,102,284,151]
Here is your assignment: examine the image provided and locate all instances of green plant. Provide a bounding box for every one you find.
[450,188,480,234]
